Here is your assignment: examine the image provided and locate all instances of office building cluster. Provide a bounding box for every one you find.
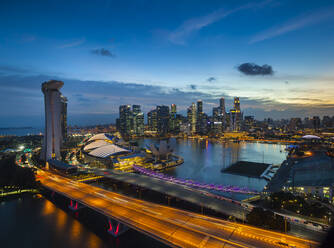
[117,97,244,137]
[116,105,145,137]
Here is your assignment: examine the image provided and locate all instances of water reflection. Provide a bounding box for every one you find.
[138,139,287,200]
[42,199,55,216]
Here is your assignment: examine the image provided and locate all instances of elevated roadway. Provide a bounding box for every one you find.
[38,170,319,248]
[87,168,248,220]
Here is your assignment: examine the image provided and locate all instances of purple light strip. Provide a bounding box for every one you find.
[132,165,258,195]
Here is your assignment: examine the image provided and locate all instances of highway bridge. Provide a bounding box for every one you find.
[37,170,319,248]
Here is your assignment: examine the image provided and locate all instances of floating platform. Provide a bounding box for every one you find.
[222,161,271,178]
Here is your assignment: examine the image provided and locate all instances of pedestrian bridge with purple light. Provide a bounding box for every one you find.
[132,165,259,195]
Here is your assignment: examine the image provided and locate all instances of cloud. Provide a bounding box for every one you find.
[237,63,274,76]
[189,84,197,90]
[91,48,115,57]
[250,7,334,43]
[165,1,271,45]
[1,72,333,127]
[207,77,216,82]
[59,38,85,48]
[0,65,31,74]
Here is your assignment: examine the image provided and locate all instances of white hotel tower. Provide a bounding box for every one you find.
[41,80,67,161]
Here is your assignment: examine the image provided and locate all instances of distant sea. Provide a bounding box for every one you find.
[0,127,44,136]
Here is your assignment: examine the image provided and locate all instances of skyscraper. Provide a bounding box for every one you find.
[196,100,203,134]
[169,104,178,133]
[132,105,141,115]
[230,97,242,131]
[133,112,144,136]
[234,97,240,113]
[41,80,67,161]
[157,105,170,135]
[191,103,197,134]
[148,109,158,131]
[132,105,144,136]
[219,97,226,115]
[119,105,132,136]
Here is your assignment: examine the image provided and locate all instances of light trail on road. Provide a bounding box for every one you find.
[38,170,320,248]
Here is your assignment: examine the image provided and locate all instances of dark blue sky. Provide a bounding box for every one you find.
[1,0,334,127]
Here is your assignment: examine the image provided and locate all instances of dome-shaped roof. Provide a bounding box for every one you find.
[87,133,115,142]
[302,135,321,139]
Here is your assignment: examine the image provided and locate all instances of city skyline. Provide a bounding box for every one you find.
[1,0,334,126]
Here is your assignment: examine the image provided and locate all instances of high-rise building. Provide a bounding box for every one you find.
[196,100,203,134]
[169,104,178,133]
[230,97,242,131]
[132,105,141,115]
[133,112,144,136]
[148,109,158,131]
[191,103,197,133]
[119,105,132,136]
[171,104,176,115]
[234,97,240,113]
[219,97,226,130]
[157,105,170,135]
[312,116,321,130]
[41,80,67,161]
[132,105,144,136]
[219,97,226,116]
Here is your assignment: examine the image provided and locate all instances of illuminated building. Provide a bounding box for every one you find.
[119,105,132,136]
[187,103,197,134]
[132,105,144,136]
[157,105,169,135]
[196,100,203,134]
[169,104,178,133]
[229,97,242,132]
[132,104,141,115]
[147,109,158,131]
[41,80,67,161]
[312,116,320,130]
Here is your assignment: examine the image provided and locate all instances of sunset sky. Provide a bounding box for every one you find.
[1,0,334,126]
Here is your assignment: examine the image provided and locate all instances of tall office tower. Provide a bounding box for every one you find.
[196,100,203,134]
[147,109,158,131]
[157,105,170,135]
[234,97,240,112]
[41,80,67,161]
[312,116,321,130]
[191,102,197,134]
[219,97,226,115]
[230,97,242,131]
[132,105,141,115]
[132,105,144,136]
[169,104,177,133]
[171,104,177,115]
[133,112,144,136]
[119,105,132,136]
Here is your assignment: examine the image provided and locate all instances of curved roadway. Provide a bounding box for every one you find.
[38,170,319,248]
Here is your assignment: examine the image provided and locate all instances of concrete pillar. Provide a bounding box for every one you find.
[69,200,84,211]
[107,219,129,237]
